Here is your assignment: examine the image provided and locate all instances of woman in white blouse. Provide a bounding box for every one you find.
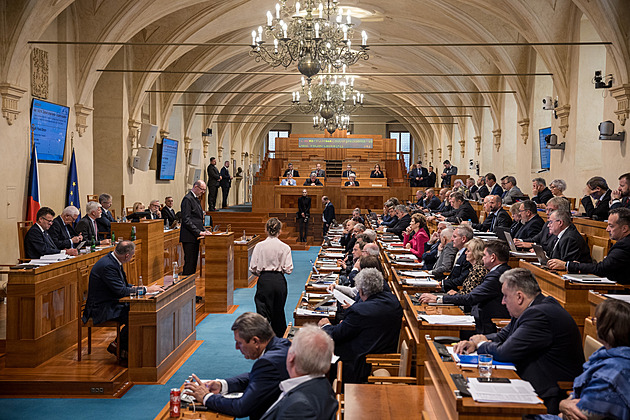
[249,218,294,337]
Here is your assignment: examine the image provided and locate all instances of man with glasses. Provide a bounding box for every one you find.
[76,201,111,246]
[514,200,545,240]
[501,176,523,205]
[514,196,570,254]
[49,206,83,250]
[180,180,212,275]
[546,210,591,263]
[25,207,79,259]
[471,195,512,233]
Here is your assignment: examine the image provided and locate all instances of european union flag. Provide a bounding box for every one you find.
[66,148,81,220]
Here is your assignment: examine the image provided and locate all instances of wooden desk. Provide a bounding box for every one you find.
[124,274,196,383]
[344,383,425,420]
[293,291,336,326]
[233,235,261,288]
[154,383,233,420]
[519,261,623,333]
[273,185,324,211]
[341,186,392,211]
[202,233,235,313]
[112,220,165,283]
[424,336,547,419]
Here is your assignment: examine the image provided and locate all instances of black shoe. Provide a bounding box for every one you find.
[107,341,118,356]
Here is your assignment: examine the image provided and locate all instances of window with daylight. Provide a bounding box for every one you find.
[267,130,289,158]
[389,131,412,169]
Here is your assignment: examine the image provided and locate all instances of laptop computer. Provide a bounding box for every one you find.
[532,244,550,265]
[503,231,518,252]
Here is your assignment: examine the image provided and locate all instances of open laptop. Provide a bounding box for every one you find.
[504,231,537,257]
[532,244,550,265]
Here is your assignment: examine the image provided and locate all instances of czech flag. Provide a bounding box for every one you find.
[66,148,81,220]
[26,143,40,222]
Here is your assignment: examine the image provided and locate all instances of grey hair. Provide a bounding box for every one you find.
[364,229,377,242]
[549,179,567,192]
[355,268,384,298]
[150,199,160,206]
[455,225,473,241]
[231,312,274,342]
[395,204,407,214]
[551,210,572,226]
[532,177,546,187]
[62,206,80,216]
[547,196,571,212]
[500,268,541,297]
[440,227,454,240]
[289,325,334,376]
[353,223,366,233]
[98,193,112,204]
[86,201,100,213]
[363,243,380,256]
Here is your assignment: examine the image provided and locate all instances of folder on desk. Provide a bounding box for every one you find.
[467,378,541,404]
[454,354,516,369]
[562,274,615,284]
[419,314,475,325]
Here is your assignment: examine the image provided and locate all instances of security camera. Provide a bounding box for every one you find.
[545,133,565,150]
[542,96,555,110]
[593,71,613,89]
[468,159,474,170]
[598,120,625,141]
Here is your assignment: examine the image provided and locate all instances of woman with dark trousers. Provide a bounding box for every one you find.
[249,218,294,337]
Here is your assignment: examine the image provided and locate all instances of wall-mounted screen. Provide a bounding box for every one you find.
[298,137,373,149]
[538,127,551,170]
[157,138,178,180]
[30,99,70,162]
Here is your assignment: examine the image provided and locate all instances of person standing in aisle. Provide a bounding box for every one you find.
[249,218,293,337]
[220,160,233,209]
[207,157,220,211]
[297,189,311,242]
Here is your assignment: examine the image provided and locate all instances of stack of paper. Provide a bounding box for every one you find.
[467,378,542,404]
[400,270,432,278]
[296,308,334,317]
[562,274,615,284]
[604,294,630,303]
[405,278,439,287]
[510,251,536,257]
[321,252,345,258]
[392,254,417,261]
[395,261,423,266]
[419,314,475,325]
[333,289,355,306]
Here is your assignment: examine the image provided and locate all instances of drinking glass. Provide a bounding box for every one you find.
[478,354,493,378]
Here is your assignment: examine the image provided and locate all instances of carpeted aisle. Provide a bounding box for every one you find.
[0,247,320,420]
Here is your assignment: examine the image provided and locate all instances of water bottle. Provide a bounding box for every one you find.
[131,226,136,241]
[137,276,145,297]
[242,230,246,241]
[122,207,127,223]
[172,262,179,282]
[90,236,96,253]
[111,231,116,244]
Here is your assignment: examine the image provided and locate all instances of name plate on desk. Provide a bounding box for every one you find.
[298,137,373,149]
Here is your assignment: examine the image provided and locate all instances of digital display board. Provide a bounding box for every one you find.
[538,127,551,170]
[30,99,70,162]
[298,137,373,149]
[157,138,178,180]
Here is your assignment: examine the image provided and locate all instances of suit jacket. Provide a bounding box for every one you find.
[380,214,398,227]
[477,184,490,198]
[297,196,311,217]
[431,242,458,278]
[205,336,291,420]
[441,166,458,186]
[49,215,78,250]
[550,224,592,263]
[472,208,512,233]
[162,206,176,226]
[96,208,115,233]
[568,234,630,285]
[314,168,326,177]
[220,166,232,188]
[76,216,105,245]
[387,213,411,239]
[179,191,207,243]
[532,187,553,205]
[523,223,557,254]
[303,178,323,186]
[582,189,612,221]
[422,196,441,211]
[609,196,630,210]
[444,263,511,334]
[342,170,355,178]
[322,202,335,224]
[83,252,139,324]
[24,224,60,259]
[323,291,402,383]
[426,171,437,188]
[422,241,440,270]
[480,294,584,401]
[445,201,479,224]
[510,220,523,238]
[370,170,384,178]
[442,249,472,291]
[260,377,338,420]
[344,180,360,186]
[515,214,545,240]
[489,183,503,197]
[283,169,300,178]
[502,186,524,204]
[207,164,221,187]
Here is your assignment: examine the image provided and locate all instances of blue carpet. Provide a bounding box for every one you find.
[0,247,320,420]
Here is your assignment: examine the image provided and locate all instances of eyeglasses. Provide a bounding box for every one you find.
[548,219,561,224]
[41,217,54,223]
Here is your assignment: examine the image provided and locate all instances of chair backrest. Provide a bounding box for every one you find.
[17,221,34,261]
[87,194,98,203]
[397,340,412,377]
[76,265,91,308]
[587,235,612,263]
[566,197,577,210]
[584,334,603,361]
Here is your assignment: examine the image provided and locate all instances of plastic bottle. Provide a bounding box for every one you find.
[172,262,179,282]
[90,236,96,253]
[111,231,116,244]
[131,226,136,241]
[137,276,145,297]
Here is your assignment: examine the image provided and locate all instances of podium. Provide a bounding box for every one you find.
[112,220,164,284]
[202,233,235,313]
[234,235,261,288]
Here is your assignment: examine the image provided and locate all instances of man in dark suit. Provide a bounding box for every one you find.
[344,174,360,186]
[549,208,630,284]
[342,164,354,178]
[380,205,410,240]
[455,268,584,414]
[472,195,512,233]
[514,200,545,240]
[25,207,79,259]
[83,241,162,359]
[303,173,323,186]
[220,160,232,208]
[49,206,83,250]
[547,210,592,263]
[485,173,503,196]
[441,226,473,292]
[440,160,458,187]
[319,268,402,383]
[96,193,115,233]
[282,163,300,178]
[297,190,311,242]
[440,192,479,224]
[180,180,212,275]
[261,325,338,420]
[581,176,612,221]
[313,163,326,178]
[322,196,335,235]
[185,312,291,420]
[76,201,111,246]
[422,188,441,211]
[207,157,220,211]
[477,176,489,198]
[514,196,570,254]
[147,199,162,220]
[531,177,553,205]
[161,196,177,227]
[609,172,630,210]
[426,165,437,188]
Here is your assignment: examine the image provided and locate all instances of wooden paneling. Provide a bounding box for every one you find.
[163,229,183,275]
[234,235,262,289]
[202,233,235,313]
[344,384,426,420]
[111,220,164,284]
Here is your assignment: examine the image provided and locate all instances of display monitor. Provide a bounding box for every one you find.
[157,138,178,180]
[538,127,551,170]
[30,99,70,162]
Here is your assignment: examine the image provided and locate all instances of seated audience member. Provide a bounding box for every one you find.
[280,173,297,186]
[25,207,79,259]
[313,163,326,178]
[448,238,487,295]
[379,205,410,240]
[476,176,489,198]
[185,312,291,420]
[547,210,592,263]
[83,241,162,361]
[421,221,451,270]
[531,177,554,205]
[344,173,359,187]
[147,199,162,220]
[96,193,115,233]
[76,201,111,245]
[319,268,403,384]
[548,208,630,284]
[380,202,398,227]
[509,202,523,238]
[49,205,82,250]
[514,199,545,240]
[402,213,430,258]
[260,325,338,420]
[539,179,568,211]
[162,196,177,227]
[282,163,299,178]
[485,172,503,196]
[440,226,473,292]
[430,227,458,278]
[304,172,323,186]
[452,178,466,194]
[436,192,479,224]
[426,165,437,188]
[455,268,584,414]
[426,240,510,334]
[581,176,612,221]
[339,219,355,252]
[342,164,355,178]
[370,163,384,178]
[436,190,453,214]
[471,195,511,233]
[351,208,365,224]
[422,188,441,211]
[363,229,377,243]
[329,254,388,303]
[514,196,570,254]
[128,201,149,222]
[554,299,630,420]
[464,177,478,200]
[610,172,630,209]
[501,175,524,204]
[440,159,457,187]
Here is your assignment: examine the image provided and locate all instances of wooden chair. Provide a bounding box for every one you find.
[559,334,603,392]
[587,235,612,262]
[76,265,121,362]
[17,220,34,262]
[333,361,344,420]
[566,197,577,210]
[125,206,134,216]
[87,194,98,202]
[366,325,416,384]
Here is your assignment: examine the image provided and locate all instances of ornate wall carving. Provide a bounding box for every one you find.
[31,48,49,99]
[0,84,27,125]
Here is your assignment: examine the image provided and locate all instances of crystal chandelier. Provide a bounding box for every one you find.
[249,0,369,80]
[313,113,351,134]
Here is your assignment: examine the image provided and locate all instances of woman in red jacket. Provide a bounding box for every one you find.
[403,213,430,257]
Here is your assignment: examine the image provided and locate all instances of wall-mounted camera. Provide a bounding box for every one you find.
[593,71,613,89]
[598,120,625,141]
[468,159,474,170]
[542,96,558,119]
[545,133,565,150]
[201,128,213,137]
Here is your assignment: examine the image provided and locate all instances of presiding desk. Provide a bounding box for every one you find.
[344,383,425,420]
[112,220,165,284]
[122,274,197,383]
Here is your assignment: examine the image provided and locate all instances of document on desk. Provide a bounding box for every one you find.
[320,252,345,258]
[604,294,630,303]
[510,251,536,257]
[467,378,542,404]
[400,270,432,278]
[562,274,615,284]
[405,278,440,287]
[296,308,334,317]
[395,261,424,266]
[419,314,475,325]
[451,353,517,370]
[333,289,355,306]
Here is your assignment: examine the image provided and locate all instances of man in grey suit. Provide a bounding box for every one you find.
[261,325,338,420]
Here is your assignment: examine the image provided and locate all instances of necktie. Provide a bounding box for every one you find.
[64,225,73,247]
[490,213,497,231]
[93,219,98,240]
[43,230,55,248]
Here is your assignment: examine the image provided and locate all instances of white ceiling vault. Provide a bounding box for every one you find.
[2,0,628,153]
